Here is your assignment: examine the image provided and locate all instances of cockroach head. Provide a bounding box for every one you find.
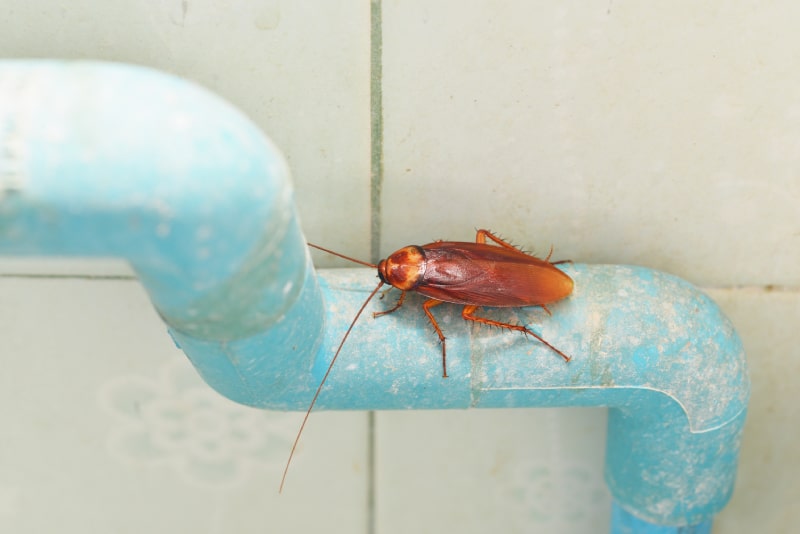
[377,245,426,291]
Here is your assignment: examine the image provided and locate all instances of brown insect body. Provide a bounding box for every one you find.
[380,240,574,307]
[280,229,573,492]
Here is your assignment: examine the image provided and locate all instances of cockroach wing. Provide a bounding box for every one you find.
[414,241,573,307]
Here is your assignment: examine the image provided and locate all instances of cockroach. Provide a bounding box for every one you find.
[280,229,573,491]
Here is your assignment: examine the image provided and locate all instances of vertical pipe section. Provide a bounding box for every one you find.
[606,393,747,530]
[611,503,711,534]
[0,60,323,406]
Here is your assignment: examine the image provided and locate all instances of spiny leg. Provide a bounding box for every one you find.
[461,305,571,362]
[475,229,520,250]
[373,290,407,318]
[422,299,448,378]
[478,229,571,265]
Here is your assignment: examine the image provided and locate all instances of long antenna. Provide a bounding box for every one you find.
[279,279,385,492]
[308,242,378,268]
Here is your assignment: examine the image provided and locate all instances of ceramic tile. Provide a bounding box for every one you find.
[0,259,134,276]
[0,0,371,272]
[0,278,367,533]
[375,407,610,534]
[706,287,800,534]
[382,1,800,286]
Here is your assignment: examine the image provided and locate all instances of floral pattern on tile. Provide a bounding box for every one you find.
[500,460,610,528]
[98,356,294,490]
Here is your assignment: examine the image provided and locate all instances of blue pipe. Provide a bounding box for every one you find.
[611,503,711,534]
[0,60,324,404]
[0,61,748,531]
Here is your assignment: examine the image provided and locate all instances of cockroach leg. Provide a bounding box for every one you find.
[373,290,407,318]
[478,229,569,266]
[475,228,519,251]
[544,244,554,262]
[461,305,571,363]
[421,299,448,378]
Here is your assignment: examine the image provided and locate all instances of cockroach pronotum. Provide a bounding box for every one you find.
[280,229,574,491]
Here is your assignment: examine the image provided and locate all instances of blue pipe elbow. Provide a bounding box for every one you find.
[0,61,748,530]
[0,60,324,405]
[304,265,748,528]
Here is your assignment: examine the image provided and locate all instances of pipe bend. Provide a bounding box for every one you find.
[303,264,748,526]
[473,263,749,431]
[2,61,303,337]
[0,60,322,405]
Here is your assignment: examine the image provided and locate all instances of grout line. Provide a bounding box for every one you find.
[701,284,800,293]
[368,2,383,533]
[0,273,136,280]
[366,410,376,534]
[1,274,796,295]
[370,0,384,265]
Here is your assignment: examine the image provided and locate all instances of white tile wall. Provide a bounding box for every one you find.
[376,408,610,534]
[381,2,800,288]
[1,1,799,533]
[709,288,800,534]
[0,278,367,533]
[0,0,372,271]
